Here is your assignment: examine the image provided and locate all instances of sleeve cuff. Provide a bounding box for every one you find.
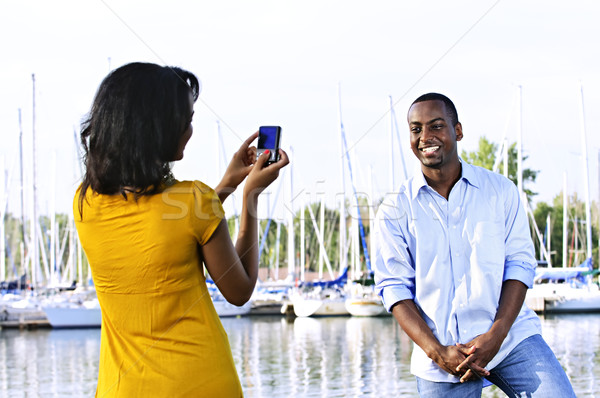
[381,285,415,312]
[504,260,536,288]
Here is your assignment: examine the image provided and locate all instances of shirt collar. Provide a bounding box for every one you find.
[460,161,480,189]
[411,159,480,200]
[410,172,429,200]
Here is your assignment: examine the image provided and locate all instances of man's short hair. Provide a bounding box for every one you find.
[411,93,459,126]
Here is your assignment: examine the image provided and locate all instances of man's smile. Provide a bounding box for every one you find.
[420,146,440,154]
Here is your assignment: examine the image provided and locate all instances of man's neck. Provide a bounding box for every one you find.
[422,160,462,200]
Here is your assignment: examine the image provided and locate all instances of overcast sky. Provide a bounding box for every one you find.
[1,0,599,220]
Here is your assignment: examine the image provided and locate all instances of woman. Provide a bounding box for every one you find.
[75,62,288,397]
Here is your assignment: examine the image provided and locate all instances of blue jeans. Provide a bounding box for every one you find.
[416,334,575,398]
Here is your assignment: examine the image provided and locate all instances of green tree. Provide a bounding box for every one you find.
[533,193,598,268]
[461,137,539,198]
[2,212,91,285]
[3,213,26,279]
[295,203,340,275]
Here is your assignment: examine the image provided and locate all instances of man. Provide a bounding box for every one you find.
[373,93,575,397]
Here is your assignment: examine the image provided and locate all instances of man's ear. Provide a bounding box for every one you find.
[454,122,463,142]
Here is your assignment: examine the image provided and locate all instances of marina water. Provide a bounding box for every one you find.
[0,314,598,397]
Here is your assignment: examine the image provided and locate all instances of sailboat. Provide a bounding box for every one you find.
[290,200,350,317]
[41,288,102,328]
[526,258,600,313]
[291,269,349,317]
[525,85,600,313]
[206,280,252,317]
[344,280,385,316]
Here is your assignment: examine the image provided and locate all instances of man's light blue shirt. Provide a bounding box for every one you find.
[373,161,542,383]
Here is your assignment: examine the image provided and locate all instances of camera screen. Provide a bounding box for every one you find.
[258,126,279,149]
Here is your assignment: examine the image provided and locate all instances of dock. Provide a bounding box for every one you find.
[0,319,51,330]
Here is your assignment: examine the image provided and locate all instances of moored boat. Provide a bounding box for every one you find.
[525,259,600,313]
[41,289,102,328]
[207,281,252,317]
[344,297,386,317]
[291,286,349,317]
[42,301,102,328]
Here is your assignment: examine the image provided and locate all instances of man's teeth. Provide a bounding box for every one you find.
[422,146,439,153]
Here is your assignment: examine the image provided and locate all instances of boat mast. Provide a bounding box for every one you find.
[546,213,551,267]
[517,85,524,203]
[30,73,39,289]
[0,156,5,281]
[300,195,305,282]
[368,165,376,265]
[318,194,324,280]
[286,147,295,280]
[389,97,395,191]
[338,84,347,275]
[563,172,568,268]
[274,217,281,280]
[50,152,57,286]
[18,110,27,274]
[351,150,359,279]
[578,84,593,261]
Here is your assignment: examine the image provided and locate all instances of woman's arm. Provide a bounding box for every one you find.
[201,148,289,305]
[214,132,258,203]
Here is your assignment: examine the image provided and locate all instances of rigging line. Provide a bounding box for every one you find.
[98,0,166,66]
[97,0,243,141]
[343,0,502,158]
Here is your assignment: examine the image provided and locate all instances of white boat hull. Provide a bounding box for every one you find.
[292,297,349,317]
[344,298,386,317]
[526,283,600,313]
[212,300,252,317]
[43,306,102,328]
[250,299,284,315]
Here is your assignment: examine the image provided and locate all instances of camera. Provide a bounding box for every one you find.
[257,126,282,165]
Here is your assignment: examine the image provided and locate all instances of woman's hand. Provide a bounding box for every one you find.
[243,148,289,199]
[215,132,258,203]
[202,146,288,306]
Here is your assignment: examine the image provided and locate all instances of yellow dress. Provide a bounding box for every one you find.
[74,180,243,398]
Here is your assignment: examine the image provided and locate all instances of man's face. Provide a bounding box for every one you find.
[408,100,462,170]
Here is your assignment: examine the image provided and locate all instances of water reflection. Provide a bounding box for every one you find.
[0,328,100,397]
[0,314,598,397]
[221,316,416,398]
[222,314,600,398]
[539,314,600,395]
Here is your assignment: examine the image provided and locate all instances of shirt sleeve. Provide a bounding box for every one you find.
[373,197,417,312]
[503,181,536,288]
[190,181,225,245]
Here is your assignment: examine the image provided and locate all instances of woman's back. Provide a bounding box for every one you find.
[75,180,242,397]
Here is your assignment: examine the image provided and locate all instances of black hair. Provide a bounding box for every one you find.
[78,62,200,214]
[410,92,459,126]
